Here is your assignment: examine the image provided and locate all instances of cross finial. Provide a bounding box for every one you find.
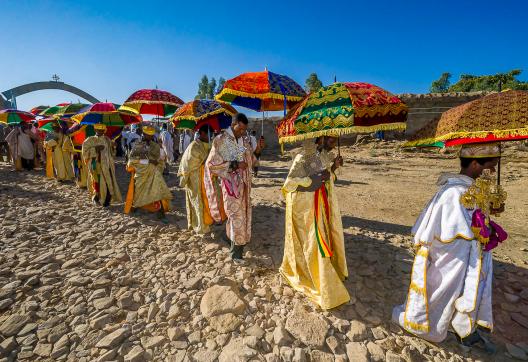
[52,74,60,82]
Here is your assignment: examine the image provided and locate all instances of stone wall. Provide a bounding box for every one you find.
[398,91,490,135]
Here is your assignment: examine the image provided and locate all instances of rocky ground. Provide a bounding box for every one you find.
[0,140,527,362]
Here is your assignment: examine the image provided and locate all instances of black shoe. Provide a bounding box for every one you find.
[221,231,230,246]
[230,242,247,265]
[456,331,496,355]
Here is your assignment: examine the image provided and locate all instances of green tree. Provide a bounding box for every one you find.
[196,75,209,99]
[430,72,452,93]
[208,78,217,99]
[448,69,528,92]
[216,77,226,94]
[305,73,323,93]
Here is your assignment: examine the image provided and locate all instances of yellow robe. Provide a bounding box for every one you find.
[44,132,74,181]
[280,149,350,310]
[178,140,213,234]
[125,141,172,213]
[82,135,122,204]
[63,136,87,188]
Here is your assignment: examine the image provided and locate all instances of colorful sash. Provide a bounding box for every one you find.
[314,184,333,257]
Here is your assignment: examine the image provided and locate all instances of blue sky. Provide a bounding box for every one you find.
[2,0,527,112]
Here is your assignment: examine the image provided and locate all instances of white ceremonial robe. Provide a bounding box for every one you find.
[160,130,174,164]
[392,173,493,342]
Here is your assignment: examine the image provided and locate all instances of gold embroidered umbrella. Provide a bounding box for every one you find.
[404,90,528,148]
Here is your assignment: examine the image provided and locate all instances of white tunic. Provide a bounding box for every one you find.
[392,173,493,342]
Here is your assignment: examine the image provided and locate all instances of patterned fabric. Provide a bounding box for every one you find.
[171,100,237,131]
[38,103,71,117]
[121,89,184,117]
[55,103,89,119]
[72,103,142,127]
[0,109,36,125]
[215,70,306,112]
[405,90,528,147]
[276,82,408,144]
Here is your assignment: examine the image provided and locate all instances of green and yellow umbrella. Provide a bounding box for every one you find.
[276,82,408,144]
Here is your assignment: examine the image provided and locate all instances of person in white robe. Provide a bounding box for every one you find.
[179,130,192,154]
[6,123,37,171]
[393,143,507,352]
[160,124,174,164]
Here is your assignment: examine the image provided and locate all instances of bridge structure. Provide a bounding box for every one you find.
[1,81,100,110]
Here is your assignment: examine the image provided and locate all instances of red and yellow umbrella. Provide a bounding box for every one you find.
[215,70,306,112]
[120,89,184,117]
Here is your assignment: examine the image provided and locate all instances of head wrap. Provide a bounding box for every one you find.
[459,142,501,158]
[143,126,156,136]
[94,123,107,131]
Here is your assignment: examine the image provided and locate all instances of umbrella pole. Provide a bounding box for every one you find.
[498,144,502,185]
[261,112,264,136]
[337,136,341,157]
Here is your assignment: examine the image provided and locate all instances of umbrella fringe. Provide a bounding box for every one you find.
[403,127,528,147]
[122,100,183,106]
[278,122,407,144]
[171,108,236,122]
[216,88,304,102]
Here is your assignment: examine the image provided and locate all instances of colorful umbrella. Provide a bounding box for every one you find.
[0,109,36,125]
[120,89,184,117]
[215,70,306,112]
[404,90,528,148]
[55,103,89,120]
[30,105,49,115]
[276,82,408,144]
[72,102,142,126]
[67,123,122,152]
[171,99,237,131]
[38,103,71,117]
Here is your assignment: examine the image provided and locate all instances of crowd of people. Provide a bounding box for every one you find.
[0,114,508,353]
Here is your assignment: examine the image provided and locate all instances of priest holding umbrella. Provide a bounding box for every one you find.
[81,123,122,207]
[276,82,408,310]
[393,90,528,351]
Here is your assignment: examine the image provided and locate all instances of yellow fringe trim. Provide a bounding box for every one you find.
[416,248,428,258]
[122,99,183,106]
[170,107,236,122]
[404,320,430,333]
[403,127,528,147]
[215,88,305,102]
[409,282,426,296]
[278,122,407,144]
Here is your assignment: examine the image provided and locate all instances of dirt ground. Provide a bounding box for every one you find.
[0,139,527,361]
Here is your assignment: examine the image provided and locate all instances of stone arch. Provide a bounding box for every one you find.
[1,81,100,109]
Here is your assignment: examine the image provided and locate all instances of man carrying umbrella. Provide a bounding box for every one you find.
[125,126,172,221]
[81,123,122,207]
[393,143,507,352]
[204,113,264,264]
[279,137,350,310]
